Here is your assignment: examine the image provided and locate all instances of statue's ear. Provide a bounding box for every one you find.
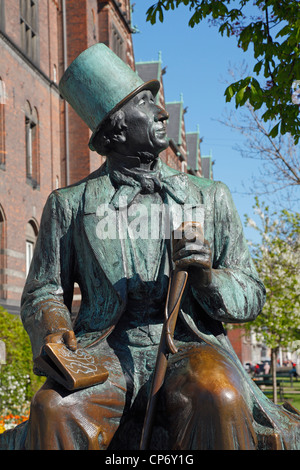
[111,128,126,144]
[98,134,110,149]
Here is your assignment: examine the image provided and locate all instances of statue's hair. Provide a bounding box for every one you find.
[92,109,127,156]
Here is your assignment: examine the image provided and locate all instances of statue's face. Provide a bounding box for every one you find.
[121,90,169,156]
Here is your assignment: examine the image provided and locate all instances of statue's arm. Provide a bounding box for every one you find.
[21,191,75,362]
[191,182,266,324]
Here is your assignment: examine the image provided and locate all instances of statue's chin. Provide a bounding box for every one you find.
[136,152,158,164]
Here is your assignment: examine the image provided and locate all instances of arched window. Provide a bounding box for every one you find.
[25,101,40,188]
[25,219,38,276]
[0,204,6,299]
[0,78,6,168]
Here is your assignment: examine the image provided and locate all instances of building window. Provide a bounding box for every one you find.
[0,205,6,299]
[0,0,5,32]
[25,240,34,276]
[20,0,39,63]
[91,9,97,41]
[25,101,40,189]
[111,24,125,62]
[0,79,5,169]
[53,64,57,83]
[25,220,38,276]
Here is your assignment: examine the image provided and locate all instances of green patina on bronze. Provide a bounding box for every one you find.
[59,43,160,151]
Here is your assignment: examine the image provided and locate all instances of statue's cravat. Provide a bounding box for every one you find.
[107,157,188,209]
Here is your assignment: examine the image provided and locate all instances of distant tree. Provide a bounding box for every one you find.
[146,1,300,143]
[245,198,300,403]
[218,100,300,210]
[0,306,45,414]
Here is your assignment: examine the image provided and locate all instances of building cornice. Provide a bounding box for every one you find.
[98,0,134,33]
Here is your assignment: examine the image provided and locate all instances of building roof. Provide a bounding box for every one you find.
[135,61,161,83]
[186,131,200,172]
[165,99,184,146]
[135,54,163,105]
[201,155,213,179]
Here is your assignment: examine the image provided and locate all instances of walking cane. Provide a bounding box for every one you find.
[140,265,188,450]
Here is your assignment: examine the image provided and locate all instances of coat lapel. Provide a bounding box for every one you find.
[83,169,128,304]
[160,162,205,234]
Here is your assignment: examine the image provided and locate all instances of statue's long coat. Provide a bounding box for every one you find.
[1,159,300,449]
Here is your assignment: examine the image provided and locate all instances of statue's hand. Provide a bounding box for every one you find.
[44,330,77,351]
[172,221,212,288]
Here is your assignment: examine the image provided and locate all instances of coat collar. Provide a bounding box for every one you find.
[108,157,192,209]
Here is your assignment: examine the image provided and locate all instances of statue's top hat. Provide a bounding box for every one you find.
[59,43,160,151]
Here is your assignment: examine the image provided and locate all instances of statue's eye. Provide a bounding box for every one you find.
[138,98,146,106]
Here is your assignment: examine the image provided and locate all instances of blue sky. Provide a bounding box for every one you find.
[131,2,261,242]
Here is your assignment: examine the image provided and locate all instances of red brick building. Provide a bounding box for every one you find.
[0,0,137,314]
[0,0,62,314]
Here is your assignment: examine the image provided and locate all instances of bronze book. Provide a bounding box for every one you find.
[34,342,109,391]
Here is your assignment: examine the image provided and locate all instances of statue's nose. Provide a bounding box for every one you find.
[155,106,169,122]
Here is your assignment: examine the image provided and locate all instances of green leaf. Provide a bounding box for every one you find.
[224,85,234,102]
[275,24,291,39]
[235,86,247,106]
[158,5,164,22]
[253,60,263,75]
[269,122,279,138]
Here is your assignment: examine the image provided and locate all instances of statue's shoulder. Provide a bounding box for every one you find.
[187,174,234,205]
[50,164,106,206]
[187,173,217,191]
[160,161,220,194]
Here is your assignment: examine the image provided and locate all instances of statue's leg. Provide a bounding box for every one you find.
[164,343,258,450]
[24,353,127,450]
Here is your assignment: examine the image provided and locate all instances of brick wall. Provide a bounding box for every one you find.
[0,0,62,312]
[0,0,138,313]
[227,328,253,365]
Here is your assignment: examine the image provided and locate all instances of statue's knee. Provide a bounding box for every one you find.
[190,372,241,410]
[183,348,242,407]
[181,356,240,410]
[166,347,243,414]
[212,384,240,408]
[31,387,63,418]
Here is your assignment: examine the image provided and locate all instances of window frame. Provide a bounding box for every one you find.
[25,101,40,189]
[20,0,39,64]
[25,220,38,277]
[111,22,126,62]
[0,0,5,32]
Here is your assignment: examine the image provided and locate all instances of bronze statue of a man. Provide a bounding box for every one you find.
[1,44,300,450]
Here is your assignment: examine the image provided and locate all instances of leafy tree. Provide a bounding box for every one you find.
[0,306,44,414]
[218,99,300,210]
[245,198,300,403]
[146,1,300,142]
